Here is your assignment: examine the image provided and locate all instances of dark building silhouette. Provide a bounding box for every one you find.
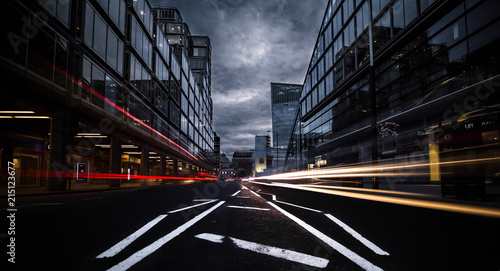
[1,0,216,190]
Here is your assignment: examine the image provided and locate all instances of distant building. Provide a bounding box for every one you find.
[271,83,302,173]
[252,136,272,176]
[220,153,231,169]
[232,150,254,177]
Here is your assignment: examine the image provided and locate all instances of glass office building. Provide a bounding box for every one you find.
[271,83,302,173]
[286,0,500,197]
[1,0,216,190]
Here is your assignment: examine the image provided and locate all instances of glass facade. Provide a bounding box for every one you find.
[1,0,216,190]
[271,83,303,150]
[286,0,500,196]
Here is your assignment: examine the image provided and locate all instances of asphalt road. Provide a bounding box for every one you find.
[2,181,500,270]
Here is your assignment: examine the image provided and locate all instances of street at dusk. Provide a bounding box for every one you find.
[2,0,500,270]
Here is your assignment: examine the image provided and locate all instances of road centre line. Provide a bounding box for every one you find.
[230,190,241,197]
[96,215,168,258]
[107,201,225,271]
[324,213,389,256]
[268,202,383,271]
[168,199,218,214]
[249,189,261,198]
[274,200,323,213]
[195,233,329,268]
[226,205,270,211]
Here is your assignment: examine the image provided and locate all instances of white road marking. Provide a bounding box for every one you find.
[249,189,261,198]
[268,202,384,271]
[192,199,216,202]
[96,215,168,258]
[275,200,323,213]
[236,196,250,199]
[324,213,389,256]
[242,186,248,190]
[195,233,329,268]
[226,205,270,211]
[231,190,241,197]
[107,201,225,271]
[168,199,218,214]
[195,233,225,243]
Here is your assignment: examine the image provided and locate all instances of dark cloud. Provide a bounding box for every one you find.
[152,0,326,158]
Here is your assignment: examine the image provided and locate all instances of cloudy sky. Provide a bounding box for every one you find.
[152,0,327,159]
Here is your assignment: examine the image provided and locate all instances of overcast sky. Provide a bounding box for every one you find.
[152,0,327,159]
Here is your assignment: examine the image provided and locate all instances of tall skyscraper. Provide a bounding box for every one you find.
[271,83,302,173]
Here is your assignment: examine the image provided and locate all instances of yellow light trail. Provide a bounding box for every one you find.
[251,181,500,219]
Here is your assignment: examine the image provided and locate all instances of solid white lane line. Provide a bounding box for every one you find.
[231,190,242,197]
[107,201,225,271]
[168,199,218,214]
[324,213,389,256]
[96,215,168,258]
[275,200,323,213]
[249,190,261,198]
[195,233,225,243]
[268,202,383,271]
[195,233,329,268]
[226,205,270,211]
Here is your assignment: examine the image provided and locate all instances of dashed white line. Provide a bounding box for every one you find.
[249,189,261,198]
[325,213,389,256]
[168,199,218,214]
[226,205,270,211]
[107,201,225,271]
[96,215,168,258]
[275,200,323,213]
[193,198,217,202]
[195,233,329,268]
[231,190,242,197]
[268,202,383,271]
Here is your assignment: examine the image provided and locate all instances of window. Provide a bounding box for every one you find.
[38,0,70,26]
[404,0,418,25]
[84,2,124,74]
